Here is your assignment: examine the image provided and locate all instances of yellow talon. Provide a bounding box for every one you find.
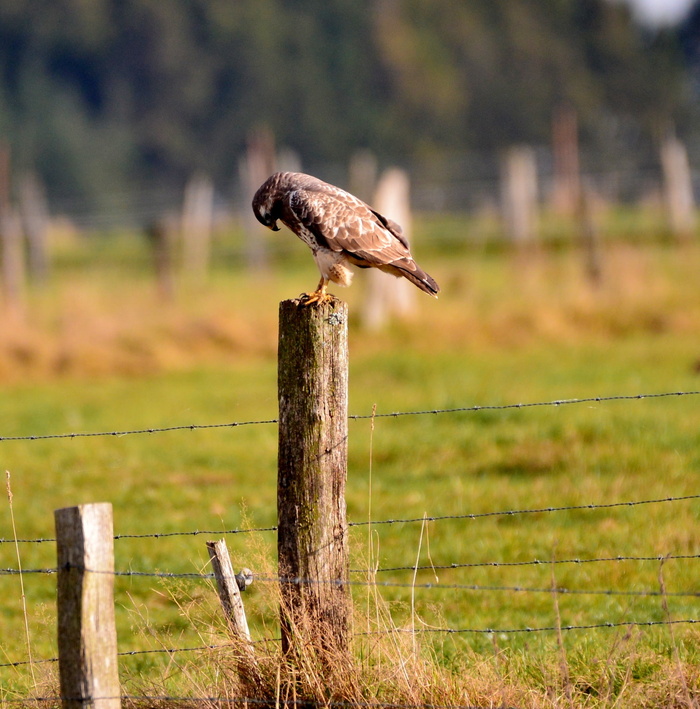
[299,279,331,306]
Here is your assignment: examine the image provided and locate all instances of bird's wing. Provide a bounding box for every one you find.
[287,186,411,264]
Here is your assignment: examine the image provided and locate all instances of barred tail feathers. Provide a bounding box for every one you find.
[381,259,440,297]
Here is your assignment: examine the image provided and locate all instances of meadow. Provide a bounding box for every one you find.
[0,213,699,707]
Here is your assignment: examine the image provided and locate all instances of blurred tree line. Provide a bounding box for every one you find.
[0,0,694,212]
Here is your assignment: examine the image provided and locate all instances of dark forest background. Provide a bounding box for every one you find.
[2,0,700,216]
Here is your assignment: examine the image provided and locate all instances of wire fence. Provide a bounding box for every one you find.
[2,492,699,546]
[3,564,700,598]
[1,389,698,442]
[1,491,697,671]
[1,387,698,701]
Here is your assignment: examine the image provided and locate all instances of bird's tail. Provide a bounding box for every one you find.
[387,259,440,297]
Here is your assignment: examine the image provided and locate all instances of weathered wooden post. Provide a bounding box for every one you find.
[660,132,695,243]
[206,539,253,642]
[239,127,276,272]
[578,183,603,286]
[277,297,350,657]
[362,167,416,330]
[19,172,50,285]
[501,145,539,247]
[551,105,581,218]
[146,216,177,302]
[55,503,120,709]
[181,172,214,283]
[0,143,25,317]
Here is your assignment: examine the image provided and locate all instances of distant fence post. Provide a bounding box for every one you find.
[660,132,695,243]
[0,143,25,317]
[19,171,50,285]
[362,167,416,330]
[181,172,214,283]
[501,145,539,247]
[551,105,581,217]
[146,216,177,302]
[277,297,350,657]
[55,503,120,709]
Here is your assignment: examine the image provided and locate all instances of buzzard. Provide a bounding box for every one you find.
[252,171,439,304]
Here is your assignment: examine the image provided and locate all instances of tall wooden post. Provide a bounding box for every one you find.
[0,143,25,316]
[240,126,276,272]
[19,172,50,284]
[501,145,539,246]
[660,132,695,243]
[146,216,177,302]
[181,172,214,283]
[362,167,416,330]
[55,503,120,709]
[551,105,581,217]
[277,297,350,657]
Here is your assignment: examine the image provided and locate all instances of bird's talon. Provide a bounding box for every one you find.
[299,291,331,306]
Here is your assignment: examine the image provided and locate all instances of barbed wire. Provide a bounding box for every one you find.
[358,618,700,637]
[348,494,700,528]
[3,563,699,600]
[352,552,700,573]
[0,418,278,442]
[0,524,280,546]
[3,616,698,674]
[0,639,274,671]
[1,390,698,443]
[0,693,518,708]
[349,390,700,420]
[2,493,697,546]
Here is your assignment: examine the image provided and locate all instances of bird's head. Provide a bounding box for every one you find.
[252,176,282,231]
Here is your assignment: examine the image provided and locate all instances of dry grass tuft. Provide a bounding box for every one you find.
[119,553,699,709]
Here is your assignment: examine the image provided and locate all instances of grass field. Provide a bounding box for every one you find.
[1,220,699,706]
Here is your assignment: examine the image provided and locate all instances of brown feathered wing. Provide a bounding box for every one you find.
[287,185,439,296]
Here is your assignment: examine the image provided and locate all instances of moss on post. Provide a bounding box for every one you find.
[277,296,349,657]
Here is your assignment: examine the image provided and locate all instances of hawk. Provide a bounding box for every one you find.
[252,171,439,304]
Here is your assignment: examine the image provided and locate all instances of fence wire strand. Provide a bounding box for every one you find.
[2,391,699,683]
[352,552,700,573]
[0,694,531,708]
[2,562,699,599]
[1,389,698,442]
[3,616,698,673]
[2,493,698,546]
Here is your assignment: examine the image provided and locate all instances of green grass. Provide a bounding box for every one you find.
[1,227,699,705]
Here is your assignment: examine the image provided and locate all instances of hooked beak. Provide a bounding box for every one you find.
[255,211,280,231]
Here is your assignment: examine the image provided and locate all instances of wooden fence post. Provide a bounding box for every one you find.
[55,503,120,709]
[551,105,581,218]
[146,216,177,302]
[181,172,214,283]
[362,167,416,330]
[206,539,252,642]
[578,183,603,286]
[501,145,539,247]
[19,171,50,285]
[277,297,350,657]
[0,143,25,317]
[660,132,695,243]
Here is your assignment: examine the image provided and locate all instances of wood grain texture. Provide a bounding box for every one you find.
[55,503,120,709]
[277,297,349,654]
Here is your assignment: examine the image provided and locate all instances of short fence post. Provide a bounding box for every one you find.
[277,297,350,657]
[206,539,252,642]
[55,503,121,709]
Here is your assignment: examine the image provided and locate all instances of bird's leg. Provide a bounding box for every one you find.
[300,277,331,305]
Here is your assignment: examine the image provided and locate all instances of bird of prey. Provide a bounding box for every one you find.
[252,171,439,304]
